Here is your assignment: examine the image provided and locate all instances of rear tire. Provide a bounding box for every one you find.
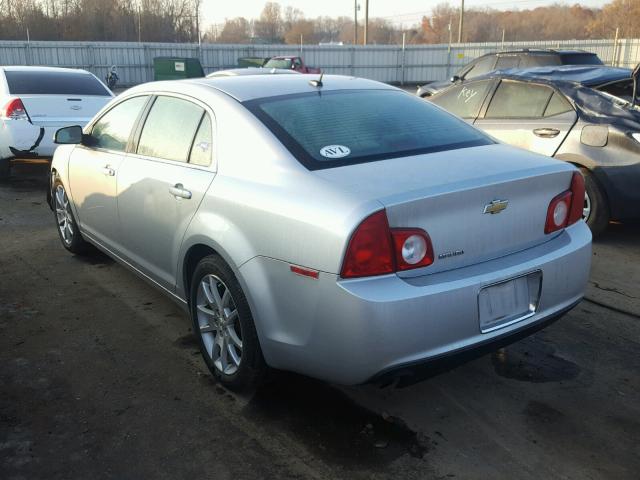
[53,180,90,254]
[0,159,10,181]
[190,254,266,392]
[580,168,609,237]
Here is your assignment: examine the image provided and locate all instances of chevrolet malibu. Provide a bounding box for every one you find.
[49,75,591,390]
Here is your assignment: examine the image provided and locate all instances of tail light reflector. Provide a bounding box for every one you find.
[2,98,28,120]
[341,210,434,278]
[544,172,585,234]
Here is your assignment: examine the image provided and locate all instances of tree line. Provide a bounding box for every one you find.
[0,0,638,44]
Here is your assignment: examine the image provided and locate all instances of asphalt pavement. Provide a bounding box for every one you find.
[1,163,639,479]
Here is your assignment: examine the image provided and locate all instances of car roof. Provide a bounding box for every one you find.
[481,48,595,57]
[0,66,92,75]
[480,65,632,87]
[206,68,300,77]
[132,74,398,102]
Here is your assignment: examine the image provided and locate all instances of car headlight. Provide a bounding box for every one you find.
[633,133,640,143]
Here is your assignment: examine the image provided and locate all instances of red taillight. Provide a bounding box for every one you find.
[341,211,395,278]
[568,171,585,225]
[341,210,434,278]
[391,229,434,271]
[2,98,28,120]
[544,172,585,234]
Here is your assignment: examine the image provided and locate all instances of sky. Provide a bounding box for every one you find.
[201,0,609,28]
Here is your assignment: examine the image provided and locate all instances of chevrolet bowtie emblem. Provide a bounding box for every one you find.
[483,199,509,214]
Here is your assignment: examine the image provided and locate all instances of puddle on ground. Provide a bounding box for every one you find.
[243,372,428,468]
[492,336,580,383]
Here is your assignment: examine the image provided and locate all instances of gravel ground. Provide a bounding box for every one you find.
[1,163,639,479]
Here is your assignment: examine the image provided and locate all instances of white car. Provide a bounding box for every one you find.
[0,66,113,178]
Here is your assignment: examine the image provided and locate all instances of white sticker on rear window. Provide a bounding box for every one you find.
[319,145,351,159]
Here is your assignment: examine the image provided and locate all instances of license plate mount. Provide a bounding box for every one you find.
[478,271,542,333]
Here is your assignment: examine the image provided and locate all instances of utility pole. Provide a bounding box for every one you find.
[354,1,358,45]
[364,0,369,45]
[458,0,464,43]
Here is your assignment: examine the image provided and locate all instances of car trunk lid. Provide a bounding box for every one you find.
[314,144,576,275]
[19,95,111,128]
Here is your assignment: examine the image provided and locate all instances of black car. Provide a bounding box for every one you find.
[417,49,604,98]
[428,65,640,235]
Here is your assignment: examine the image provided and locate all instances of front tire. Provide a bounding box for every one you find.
[190,255,266,391]
[580,168,609,237]
[53,181,89,254]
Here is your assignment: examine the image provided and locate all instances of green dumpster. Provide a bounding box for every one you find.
[153,57,204,81]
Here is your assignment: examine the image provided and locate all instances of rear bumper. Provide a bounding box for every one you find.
[369,299,578,387]
[240,221,592,385]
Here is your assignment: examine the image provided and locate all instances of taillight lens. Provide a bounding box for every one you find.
[341,210,434,278]
[391,229,434,271]
[341,211,395,278]
[568,171,585,225]
[544,172,585,234]
[2,98,28,120]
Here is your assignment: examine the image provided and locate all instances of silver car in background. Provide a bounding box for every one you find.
[50,75,591,390]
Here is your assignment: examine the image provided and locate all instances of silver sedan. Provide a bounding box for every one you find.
[50,74,591,390]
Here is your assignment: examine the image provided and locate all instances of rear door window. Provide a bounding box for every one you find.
[189,114,213,167]
[137,96,204,163]
[5,70,111,96]
[430,80,492,119]
[245,89,492,170]
[544,92,573,117]
[89,96,149,152]
[485,81,554,118]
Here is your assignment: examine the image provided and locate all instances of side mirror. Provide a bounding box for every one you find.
[55,125,83,144]
[450,75,461,83]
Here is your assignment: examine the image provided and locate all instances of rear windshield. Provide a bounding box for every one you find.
[264,59,292,69]
[245,90,492,170]
[559,53,603,65]
[4,70,111,96]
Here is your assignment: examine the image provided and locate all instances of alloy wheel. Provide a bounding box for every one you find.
[55,185,74,245]
[583,191,591,221]
[196,274,243,376]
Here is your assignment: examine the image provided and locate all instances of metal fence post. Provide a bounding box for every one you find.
[401,32,406,86]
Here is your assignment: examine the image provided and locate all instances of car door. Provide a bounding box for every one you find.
[116,94,216,291]
[429,80,495,124]
[473,80,577,157]
[68,95,149,250]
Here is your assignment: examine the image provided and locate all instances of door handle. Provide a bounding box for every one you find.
[101,165,115,176]
[533,128,560,138]
[169,183,192,200]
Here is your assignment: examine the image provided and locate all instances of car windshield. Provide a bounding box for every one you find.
[559,53,603,65]
[264,59,292,69]
[4,70,111,96]
[245,89,493,170]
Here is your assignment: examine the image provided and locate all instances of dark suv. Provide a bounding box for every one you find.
[417,49,603,98]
